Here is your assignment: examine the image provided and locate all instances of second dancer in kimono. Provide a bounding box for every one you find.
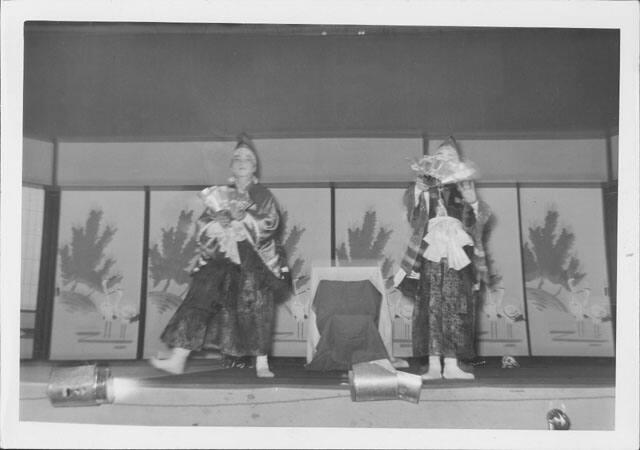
[395,137,491,381]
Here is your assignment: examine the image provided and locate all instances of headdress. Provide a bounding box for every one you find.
[230,133,260,182]
[232,134,258,165]
[409,137,478,184]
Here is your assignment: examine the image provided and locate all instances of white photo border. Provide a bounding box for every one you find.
[2,1,638,449]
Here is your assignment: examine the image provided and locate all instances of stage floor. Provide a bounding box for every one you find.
[19,357,615,430]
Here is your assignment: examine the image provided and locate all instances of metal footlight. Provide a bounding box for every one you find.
[546,408,571,430]
[349,359,422,404]
[47,363,115,407]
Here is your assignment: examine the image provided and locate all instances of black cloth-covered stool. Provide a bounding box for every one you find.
[306,280,389,371]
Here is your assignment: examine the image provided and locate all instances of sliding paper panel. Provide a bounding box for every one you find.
[50,191,144,359]
[270,188,332,356]
[20,186,45,358]
[519,187,613,356]
[476,187,529,356]
[143,190,201,358]
[334,188,415,357]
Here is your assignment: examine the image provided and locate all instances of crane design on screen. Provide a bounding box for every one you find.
[522,207,610,342]
[57,208,139,342]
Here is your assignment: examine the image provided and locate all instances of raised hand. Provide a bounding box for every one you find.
[415,176,429,192]
[458,180,477,204]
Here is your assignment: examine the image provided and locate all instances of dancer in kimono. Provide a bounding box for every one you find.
[150,136,289,378]
[394,137,490,381]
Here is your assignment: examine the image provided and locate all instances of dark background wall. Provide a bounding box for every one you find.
[23,24,619,141]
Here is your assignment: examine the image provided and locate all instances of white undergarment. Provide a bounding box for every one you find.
[423,216,474,270]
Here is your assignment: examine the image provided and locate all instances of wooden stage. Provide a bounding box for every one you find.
[19,357,615,430]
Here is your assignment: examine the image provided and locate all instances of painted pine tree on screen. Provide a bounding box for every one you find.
[279,209,307,293]
[147,209,199,314]
[523,209,585,312]
[522,208,611,343]
[335,209,394,279]
[57,209,139,339]
[59,209,122,296]
[274,208,310,327]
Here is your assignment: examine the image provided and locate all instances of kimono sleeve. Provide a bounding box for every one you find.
[463,199,492,286]
[403,182,423,226]
[240,186,280,246]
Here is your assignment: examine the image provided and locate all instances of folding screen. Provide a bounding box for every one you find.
[143,187,332,358]
[334,187,415,357]
[475,187,529,356]
[519,187,613,356]
[270,188,332,356]
[335,186,532,358]
[41,183,614,359]
[143,190,201,358]
[50,191,144,359]
[20,186,45,359]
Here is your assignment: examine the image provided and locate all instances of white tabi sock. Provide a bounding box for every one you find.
[443,357,475,380]
[422,355,443,381]
[149,347,191,375]
[255,355,274,378]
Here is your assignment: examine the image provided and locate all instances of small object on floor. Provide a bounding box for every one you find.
[349,359,422,403]
[222,355,253,369]
[546,408,571,430]
[501,355,520,369]
[469,359,486,367]
[47,364,114,407]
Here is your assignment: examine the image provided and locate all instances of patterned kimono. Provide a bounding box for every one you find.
[398,182,490,360]
[160,182,289,357]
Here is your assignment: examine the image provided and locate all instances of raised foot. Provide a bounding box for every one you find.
[149,357,185,375]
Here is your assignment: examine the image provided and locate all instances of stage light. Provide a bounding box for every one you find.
[47,364,115,407]
[546,408,571,430]
[111,377,140,401]
[349,359,422,403]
